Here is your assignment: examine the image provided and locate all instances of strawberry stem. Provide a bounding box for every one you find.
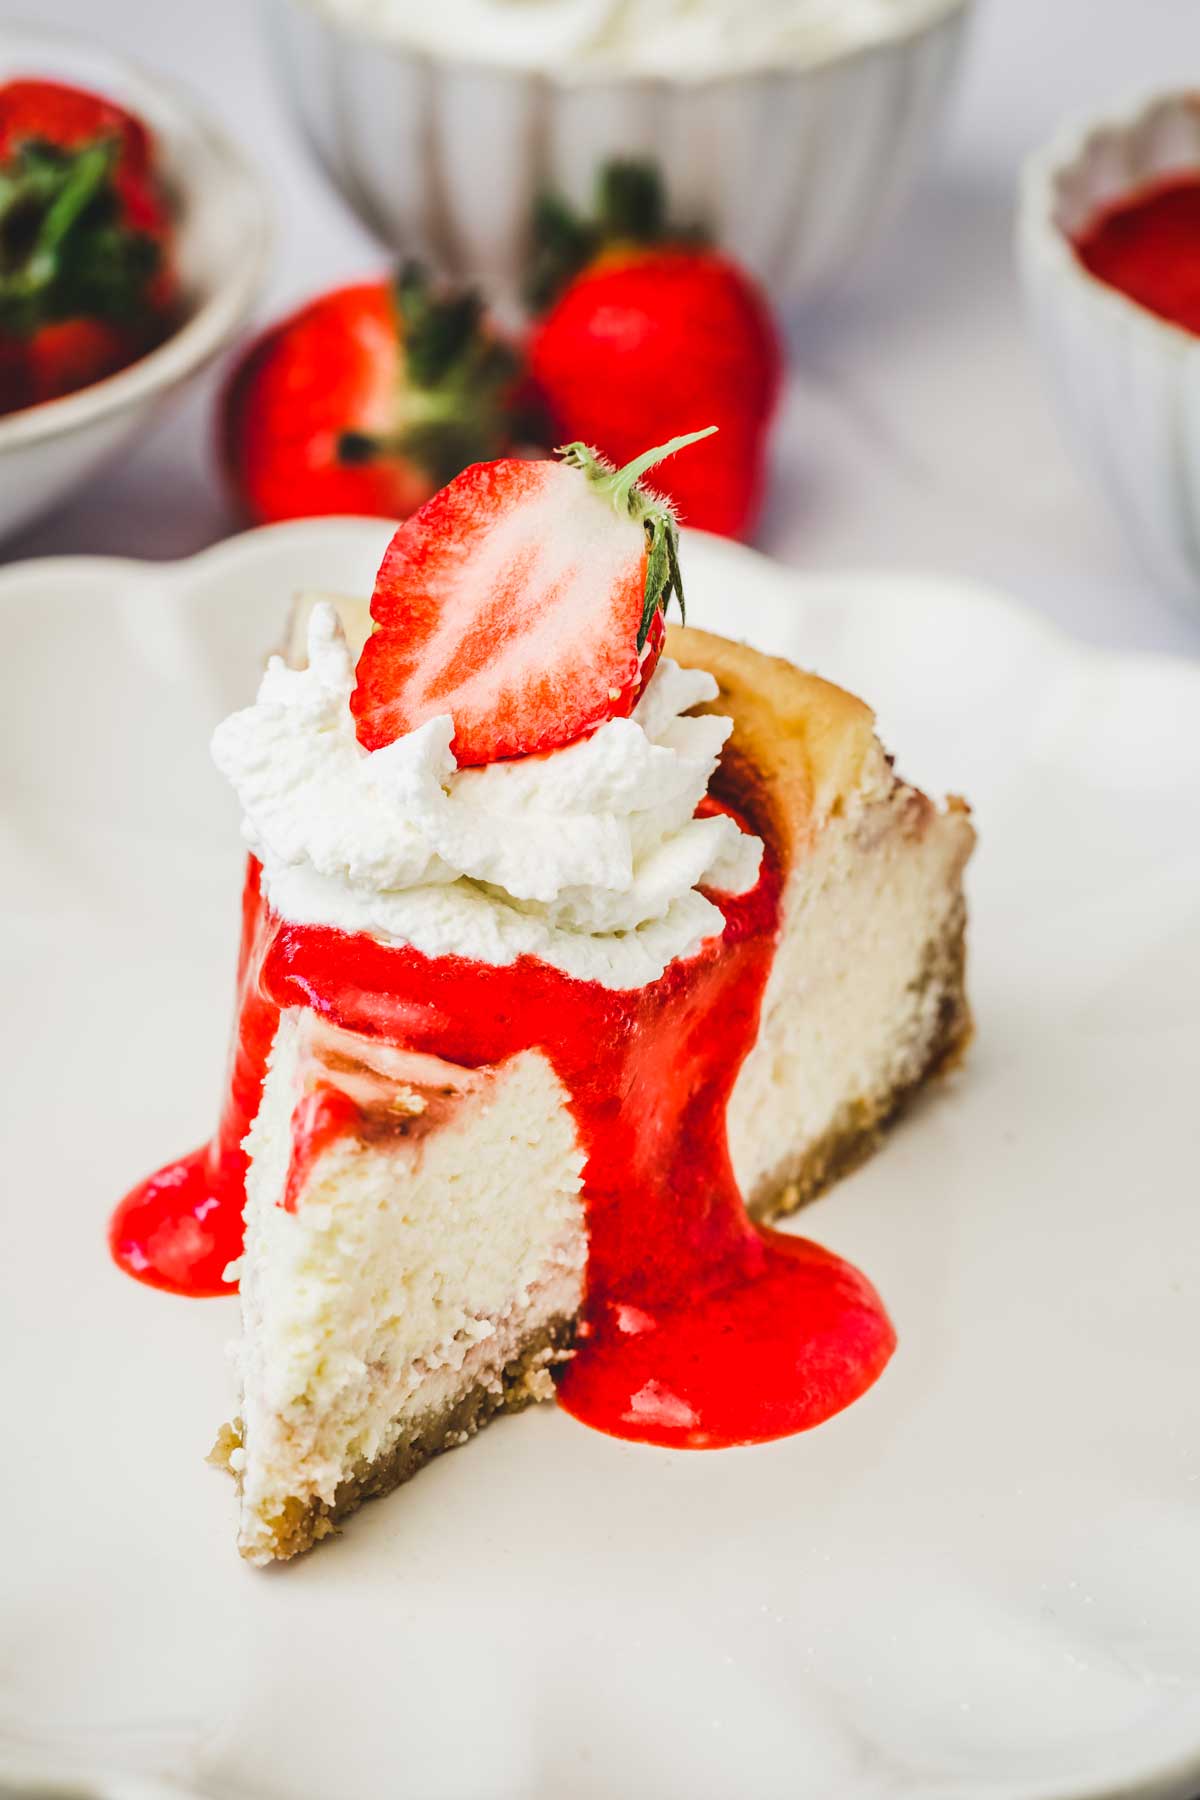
[602,426,718,515]
[558,427,718,649]
[525,158,707,312]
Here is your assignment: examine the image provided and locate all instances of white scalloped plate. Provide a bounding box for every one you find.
[2,522,1199,1800]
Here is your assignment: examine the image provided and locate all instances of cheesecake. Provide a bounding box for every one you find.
[111,434,974,1564]
[216,599,970,1563]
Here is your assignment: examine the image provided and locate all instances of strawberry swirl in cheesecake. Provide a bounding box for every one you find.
[113,429,972,1561]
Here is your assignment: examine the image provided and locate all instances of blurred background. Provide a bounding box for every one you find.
[4,0,1199,657]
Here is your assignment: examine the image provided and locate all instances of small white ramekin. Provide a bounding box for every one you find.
[1018,90,1200,614]
[0,27,272,546]
[265,0,970,308]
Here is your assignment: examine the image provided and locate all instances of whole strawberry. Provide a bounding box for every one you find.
[525,163,781,541]
[221,265,521,525]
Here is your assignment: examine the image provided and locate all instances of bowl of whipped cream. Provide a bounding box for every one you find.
[266,0,971,306]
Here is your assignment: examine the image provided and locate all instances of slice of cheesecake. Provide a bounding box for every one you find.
[217,600,973,1564]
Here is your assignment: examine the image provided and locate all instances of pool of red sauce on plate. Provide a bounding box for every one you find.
[110,801,896,1448]
[1073,173,1200,337]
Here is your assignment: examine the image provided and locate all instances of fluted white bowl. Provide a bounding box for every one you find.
[0,28,272,547]
[1019,90,1200,615]
[265,0,970,307]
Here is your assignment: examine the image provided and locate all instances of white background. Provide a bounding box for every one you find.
[8,0,1200,660]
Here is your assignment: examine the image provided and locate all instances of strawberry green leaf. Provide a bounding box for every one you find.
[335,262,519,488]
[0,136,161,337]
[525,157,707,312]
[559,426,716,647]
[595,160,667,243]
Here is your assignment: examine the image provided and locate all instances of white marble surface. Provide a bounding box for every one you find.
[8,0,1200,665]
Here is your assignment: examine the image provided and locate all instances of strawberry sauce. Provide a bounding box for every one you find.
[1073,174,1200,338]
[111,830,896,1447]
[109,866,279,1297]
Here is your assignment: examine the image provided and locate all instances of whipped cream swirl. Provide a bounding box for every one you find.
[212,603,761,990]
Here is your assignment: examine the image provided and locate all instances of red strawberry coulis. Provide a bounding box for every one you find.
[111,793,895,1448]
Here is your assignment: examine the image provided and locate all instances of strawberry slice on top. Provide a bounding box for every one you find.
[350,427,715,765]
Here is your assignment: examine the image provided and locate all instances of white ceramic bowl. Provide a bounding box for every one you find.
[0,28,272,546]
[265,0,970,308]
[1019,90,1200,615]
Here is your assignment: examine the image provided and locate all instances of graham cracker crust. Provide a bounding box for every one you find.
[215,1316,576,1564]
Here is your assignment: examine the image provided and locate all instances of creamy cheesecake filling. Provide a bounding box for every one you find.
[728,767,971,1209]
[235,1008,587,1563]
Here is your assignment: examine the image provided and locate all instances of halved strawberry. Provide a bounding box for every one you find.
[350,427,714,765]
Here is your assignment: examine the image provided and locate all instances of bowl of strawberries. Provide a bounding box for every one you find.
[0,29,271,545]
